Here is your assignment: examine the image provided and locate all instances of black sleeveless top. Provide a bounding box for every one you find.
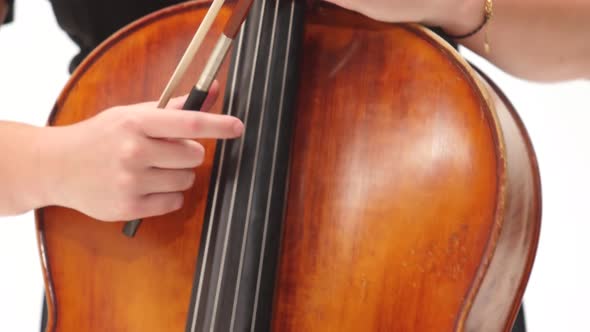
[4,0,187,72]
[4,0,456,73]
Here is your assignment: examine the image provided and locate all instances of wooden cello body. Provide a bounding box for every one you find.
[35,1,542,331]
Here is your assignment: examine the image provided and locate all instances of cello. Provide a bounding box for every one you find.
[35,0,542,331]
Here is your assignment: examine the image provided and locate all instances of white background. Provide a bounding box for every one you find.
[0,1,588,331]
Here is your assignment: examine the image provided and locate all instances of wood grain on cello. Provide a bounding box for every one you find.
[35,1,541,331]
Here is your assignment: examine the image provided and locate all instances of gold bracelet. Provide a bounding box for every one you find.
[446,0,494,53]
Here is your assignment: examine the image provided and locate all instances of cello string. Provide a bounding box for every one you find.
[185,0,254,329]
[249,2,296,330]
[122,0,227,236]
[228,0,280,328]
[208,0,268,329]
[189,26,245,332]
[157,0,226,108]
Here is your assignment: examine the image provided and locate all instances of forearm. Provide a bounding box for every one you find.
[0,121,57,216]
[442,0,590,81]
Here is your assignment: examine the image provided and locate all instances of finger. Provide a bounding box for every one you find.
[199,80,220,112]
[140,168,196,194]
[143,138,205,169]
[166,80,220,111]
[138,110,244,139]
[136,192,185,218]
[165,94,189,110]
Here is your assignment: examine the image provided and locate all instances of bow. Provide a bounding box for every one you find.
[123,0,255,237]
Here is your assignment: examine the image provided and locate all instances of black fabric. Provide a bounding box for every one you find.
[48,0,186,72]
[513,305,528,332]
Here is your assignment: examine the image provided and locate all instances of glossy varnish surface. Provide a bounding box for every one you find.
[38,3,233,331]
[271,14,540,332]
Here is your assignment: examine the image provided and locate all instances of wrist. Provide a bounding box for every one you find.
[35,125,70,208]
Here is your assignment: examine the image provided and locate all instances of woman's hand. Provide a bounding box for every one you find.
[322,0,485,36]
[322,0,590,81]
[38,81,243,221]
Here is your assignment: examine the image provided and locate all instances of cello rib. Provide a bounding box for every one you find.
[462,67,542,332]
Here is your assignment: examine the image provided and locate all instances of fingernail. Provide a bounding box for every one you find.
[233,121,244,136]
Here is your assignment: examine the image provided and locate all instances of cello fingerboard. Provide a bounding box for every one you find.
[185,0,304,331]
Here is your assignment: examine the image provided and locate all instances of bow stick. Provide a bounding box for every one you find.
[158,0,226,106]
[123,0,255,237]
